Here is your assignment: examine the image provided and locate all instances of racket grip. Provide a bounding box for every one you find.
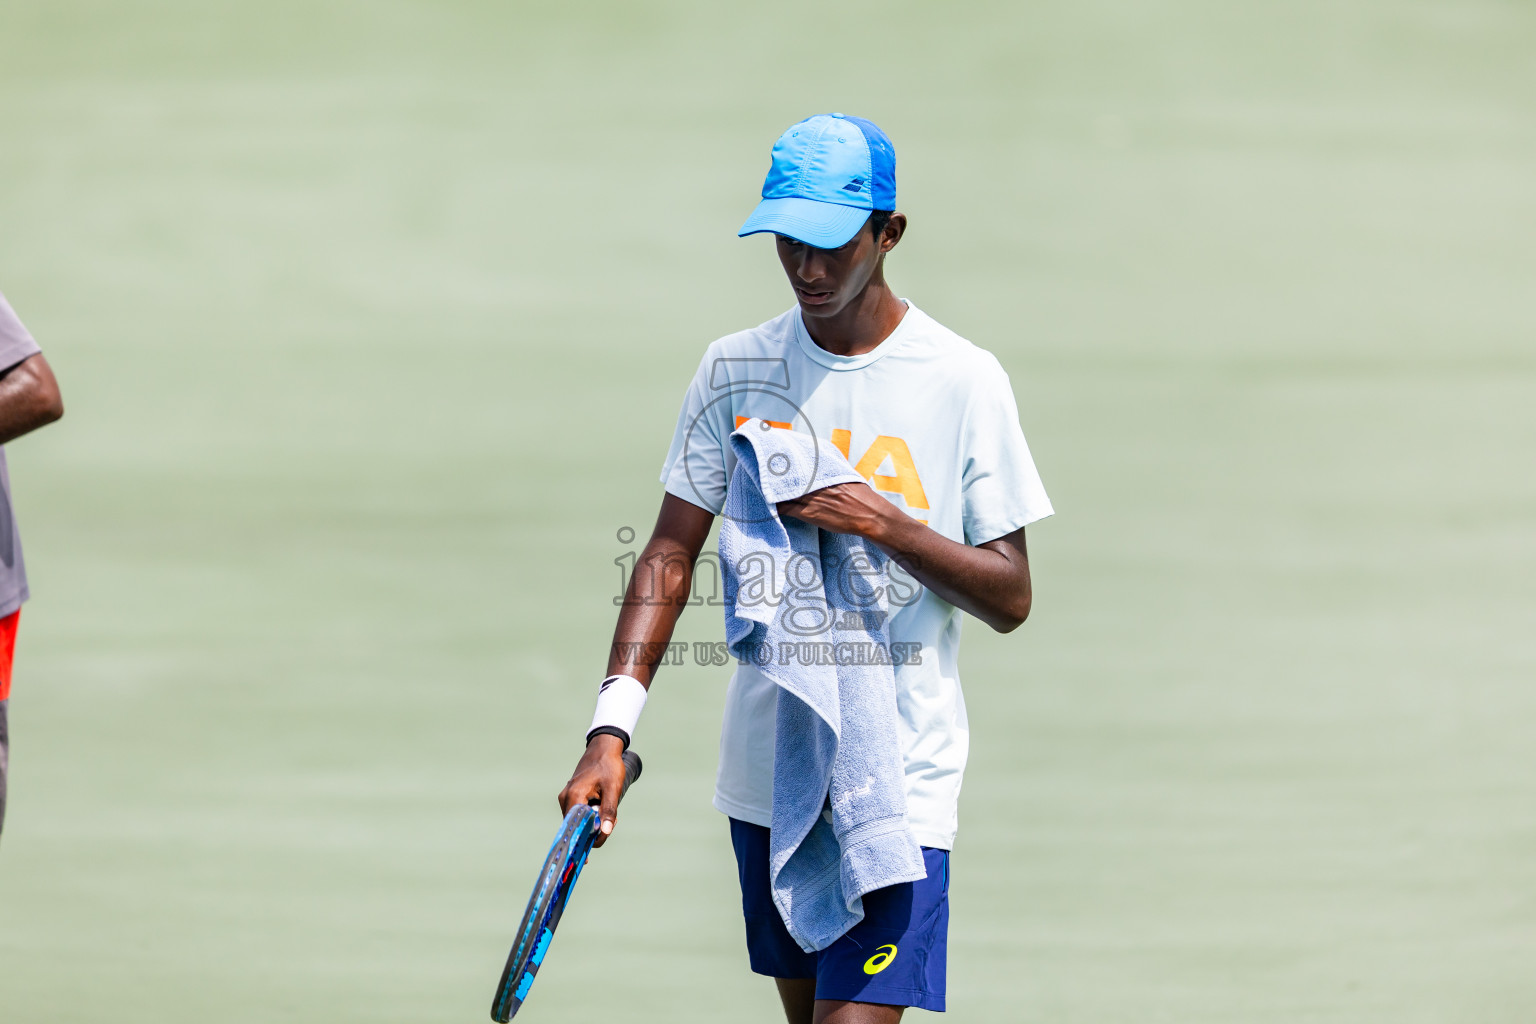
[586,750,643,809]
[618,750,643,803]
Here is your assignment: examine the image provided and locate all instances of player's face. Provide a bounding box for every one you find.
[774,226,882,319]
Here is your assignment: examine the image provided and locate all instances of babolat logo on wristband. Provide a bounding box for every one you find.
[587,674,647,749]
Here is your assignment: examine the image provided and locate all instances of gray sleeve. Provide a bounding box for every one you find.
[0,292,42,373]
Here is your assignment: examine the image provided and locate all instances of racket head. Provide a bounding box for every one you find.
[490,804,600,1022]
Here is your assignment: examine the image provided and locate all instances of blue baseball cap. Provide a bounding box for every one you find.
[738,113,896,249]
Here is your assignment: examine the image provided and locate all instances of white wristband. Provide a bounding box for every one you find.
[586,674,647,747]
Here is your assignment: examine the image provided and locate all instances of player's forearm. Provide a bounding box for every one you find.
[0,354,63,446]
[605,493,717,686]
[605,539,695,686]
[870,516,1031,633]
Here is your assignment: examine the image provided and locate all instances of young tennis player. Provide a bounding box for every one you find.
[0,289,66,843]
[559,113,1052,1022]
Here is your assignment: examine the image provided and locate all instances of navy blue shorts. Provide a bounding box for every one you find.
[729,818,949,1012]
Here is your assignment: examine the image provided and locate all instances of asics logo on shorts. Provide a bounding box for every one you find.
[863,944,898,975]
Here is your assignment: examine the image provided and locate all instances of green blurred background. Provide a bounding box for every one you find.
[1,1,1532,1020]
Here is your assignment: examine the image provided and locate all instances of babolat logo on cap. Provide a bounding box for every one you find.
[737,113,897,248]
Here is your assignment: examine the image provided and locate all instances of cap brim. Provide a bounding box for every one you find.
[737,197,870,249]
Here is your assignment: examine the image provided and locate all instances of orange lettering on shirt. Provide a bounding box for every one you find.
[734,422,930,518]
[852,435,930,511]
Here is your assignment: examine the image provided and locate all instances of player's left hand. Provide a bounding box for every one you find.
[777,482,905,543]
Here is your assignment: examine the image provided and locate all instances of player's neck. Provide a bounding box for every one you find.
[801,279,907,358]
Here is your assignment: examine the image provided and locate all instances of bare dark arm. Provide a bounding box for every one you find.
[0,354,64,445]
[777,482,1032,633]
[603,493,717,685]
[881,519,1031,632]
[557,493,715,842]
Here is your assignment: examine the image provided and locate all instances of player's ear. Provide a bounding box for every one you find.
[881,213,908,254]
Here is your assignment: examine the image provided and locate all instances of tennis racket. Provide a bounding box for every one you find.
[490,749,642,1022]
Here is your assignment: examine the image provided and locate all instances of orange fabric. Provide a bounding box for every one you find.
[0,610,18,701]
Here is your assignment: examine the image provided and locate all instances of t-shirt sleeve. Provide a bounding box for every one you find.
[0,291,43,372]
[658,347,731,515]
[960,355,1053,545]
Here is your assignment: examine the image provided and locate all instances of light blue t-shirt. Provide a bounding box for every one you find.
[660,302,1053,849]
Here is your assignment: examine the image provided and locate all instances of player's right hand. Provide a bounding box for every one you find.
[557,733,628,847]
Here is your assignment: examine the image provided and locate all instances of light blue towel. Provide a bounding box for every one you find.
[721,418,927,953]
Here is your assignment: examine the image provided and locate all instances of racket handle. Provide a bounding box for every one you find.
[619,750,643,802]
[586,750,643,808]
